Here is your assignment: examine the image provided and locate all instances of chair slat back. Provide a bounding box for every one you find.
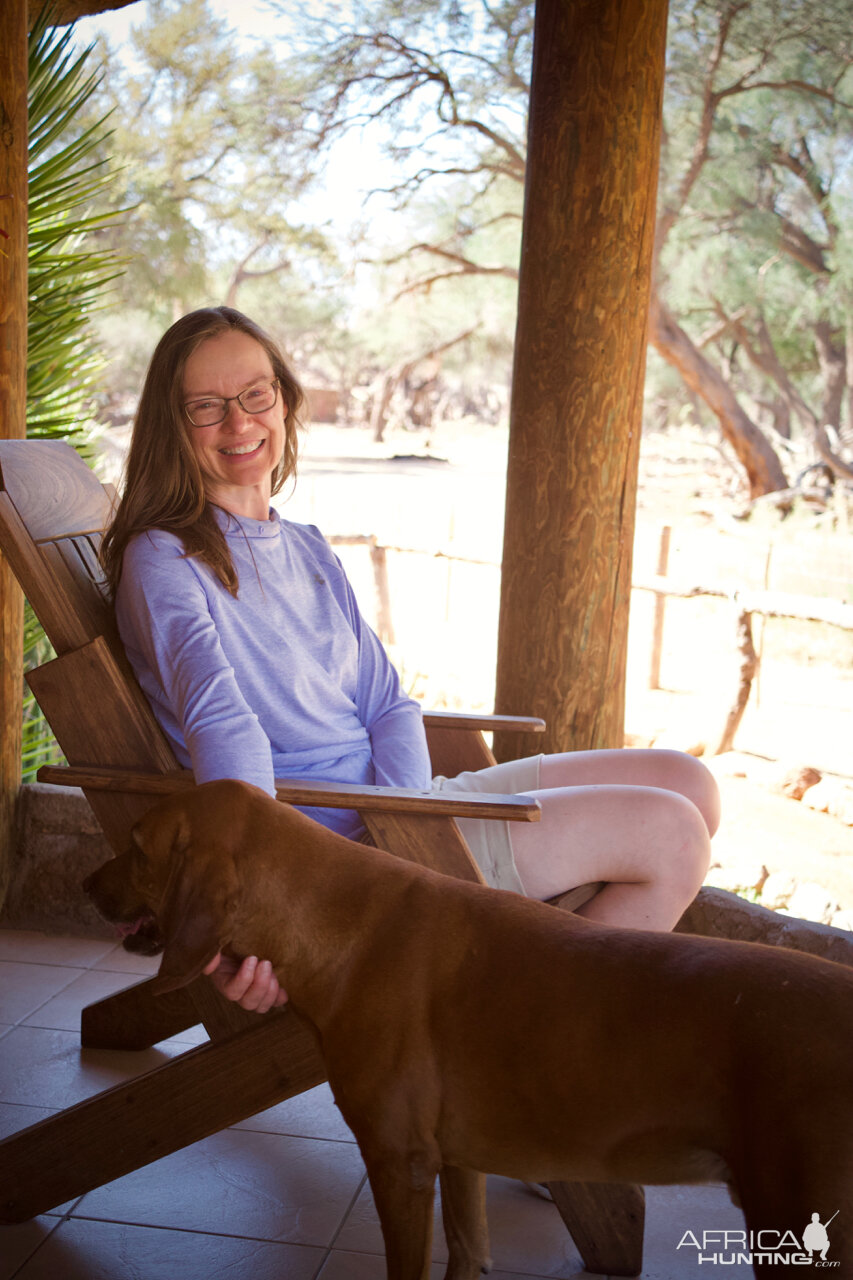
[0,440,178,852]
[0,440,119,654]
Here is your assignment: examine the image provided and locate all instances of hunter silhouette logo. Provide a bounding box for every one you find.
[676,1212,841,1267]
[803,1212,839,1263]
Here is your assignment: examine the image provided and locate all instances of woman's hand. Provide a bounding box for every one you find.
[203,952,288,1013]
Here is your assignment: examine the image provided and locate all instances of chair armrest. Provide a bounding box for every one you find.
[422,710,545,734]
[36,764,541,823]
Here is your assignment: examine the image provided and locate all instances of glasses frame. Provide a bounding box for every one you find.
[183,379,280,428]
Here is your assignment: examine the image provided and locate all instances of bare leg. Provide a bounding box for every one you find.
[510,782,711,931]
[538,748,720,837]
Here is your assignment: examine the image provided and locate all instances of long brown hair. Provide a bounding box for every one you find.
[101,307,303,597]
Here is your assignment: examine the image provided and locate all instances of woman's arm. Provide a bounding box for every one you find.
[117,532,278,794]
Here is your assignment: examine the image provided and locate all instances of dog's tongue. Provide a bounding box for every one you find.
[115,918,146,939]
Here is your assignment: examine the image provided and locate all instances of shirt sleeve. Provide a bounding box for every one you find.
[333,556,432,791]
[116,532,277,796]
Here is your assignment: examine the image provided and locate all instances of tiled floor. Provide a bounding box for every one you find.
[0,928,753,1279]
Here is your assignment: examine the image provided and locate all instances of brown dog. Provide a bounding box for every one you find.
[84,779,853,1280]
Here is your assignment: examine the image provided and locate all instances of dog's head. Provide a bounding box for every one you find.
[83,789,241,995]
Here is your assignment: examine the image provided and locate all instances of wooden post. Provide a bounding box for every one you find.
[648,524,671,689]
[711,608,758,757]
[370,541,395,645]
[0,0,28,909]
[494,0,669,762]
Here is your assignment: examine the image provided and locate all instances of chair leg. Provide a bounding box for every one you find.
[0,1007,326,1225]
[81,975,201,1049]
[547,1181,645,1278]
[544,887,645,1276]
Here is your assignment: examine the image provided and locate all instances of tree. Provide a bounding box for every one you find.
[652,0,853,494]
[79,0,340,408]
[281,0,853,498]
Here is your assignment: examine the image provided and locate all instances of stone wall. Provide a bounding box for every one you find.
[1,783,115,937]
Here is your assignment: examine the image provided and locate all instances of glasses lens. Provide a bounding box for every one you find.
[239,382,277,414]
[186,399,226,427]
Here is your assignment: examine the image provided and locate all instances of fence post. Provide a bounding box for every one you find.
[648,524,671,690]
[712,607,758,755]
[370,542,395,645]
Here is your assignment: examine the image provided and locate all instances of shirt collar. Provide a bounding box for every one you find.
[212,504,282,539]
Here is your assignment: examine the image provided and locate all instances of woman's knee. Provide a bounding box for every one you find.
[651,750,721,839]
[649,787,712,898]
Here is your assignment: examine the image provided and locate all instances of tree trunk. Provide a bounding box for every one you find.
[649,294,788,499]
[0,0,28,909]
[814,321,845,436]
[494,0,668,761]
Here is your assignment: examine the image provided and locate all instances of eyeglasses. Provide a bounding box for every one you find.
[183,379,280,427]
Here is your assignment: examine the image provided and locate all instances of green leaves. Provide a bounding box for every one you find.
[22,8,124,780]
[27,6,125,441]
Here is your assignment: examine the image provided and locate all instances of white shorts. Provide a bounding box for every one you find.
[431,754,543,894]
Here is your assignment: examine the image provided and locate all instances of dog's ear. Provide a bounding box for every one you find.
[149,847,238,995]
[132,805,192,868]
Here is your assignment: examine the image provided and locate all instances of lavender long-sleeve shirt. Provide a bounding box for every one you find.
[115,507,432,837]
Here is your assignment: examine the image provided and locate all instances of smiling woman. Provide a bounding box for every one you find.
[100,307,302,599]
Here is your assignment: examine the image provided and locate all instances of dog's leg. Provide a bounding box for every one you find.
[439,1166,492,1279]
[363,1151,439,1280]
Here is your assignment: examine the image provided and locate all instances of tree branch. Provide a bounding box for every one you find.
[733,78,853,109]
[715,303,853,481]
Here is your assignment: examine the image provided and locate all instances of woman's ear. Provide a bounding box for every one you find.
[150,848,238,994]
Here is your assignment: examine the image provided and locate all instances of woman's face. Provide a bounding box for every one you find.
[181,328,287,518]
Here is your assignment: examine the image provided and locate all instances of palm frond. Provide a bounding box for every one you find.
[22,6,124,781]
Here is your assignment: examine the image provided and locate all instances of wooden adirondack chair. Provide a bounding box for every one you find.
[0,439,645,1276]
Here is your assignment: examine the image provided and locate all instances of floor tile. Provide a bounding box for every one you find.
[0,1025,189,1109]
[0,1100,57,1140]
[90,944,159,975]
[476,1178,585,1277]
[233,1082,356,1143]
[8,1219,325,1280]
[21,969,150,1032]
[0,930,114,968]
[319,1252,446,1279]
[72,1128,367,1247]
[642,1184,753,1279]
[0,961,84,1025]
[0,1216,60,1280]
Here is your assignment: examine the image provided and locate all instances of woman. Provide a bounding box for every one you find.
[102,307,719,1012]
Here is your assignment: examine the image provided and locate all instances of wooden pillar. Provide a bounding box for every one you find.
[0,0,28,907]
[494,0,669,762]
